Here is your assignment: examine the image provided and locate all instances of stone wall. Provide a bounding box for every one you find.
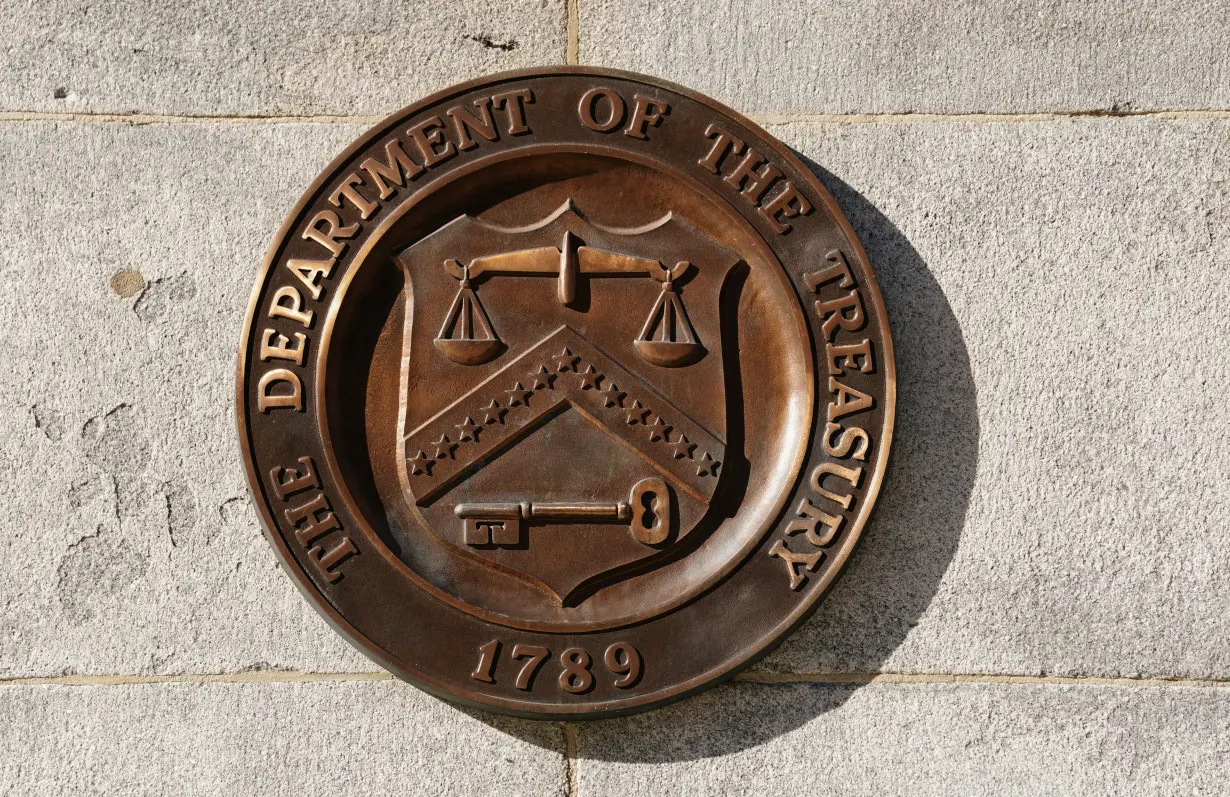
[2,2,1228,794]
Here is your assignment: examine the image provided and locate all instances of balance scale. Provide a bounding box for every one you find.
[433,231,704,368]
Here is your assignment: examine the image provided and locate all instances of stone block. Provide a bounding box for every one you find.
[581,0,1230,115]
[754,116,1230,678]
[0,120,374,677]
[3,115,1227,684]
[574,681,1230,795]
[0,679,565,795]
[0,0,563,117]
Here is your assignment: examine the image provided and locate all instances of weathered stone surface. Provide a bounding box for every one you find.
[574,681,1230,795]
[2,2,1227,791]
[0,0,562,117]
[754,116,1230,679]
[581,0,1230,115]
[0,680,565,795]
[2,116,1227,684]
[0,120,375,677]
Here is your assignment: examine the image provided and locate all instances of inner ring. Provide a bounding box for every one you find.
[316,144,815,632]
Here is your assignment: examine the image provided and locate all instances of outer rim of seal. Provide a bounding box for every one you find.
[235,66,896,719]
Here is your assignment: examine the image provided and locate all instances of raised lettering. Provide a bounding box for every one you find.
[259,328,307,366]
[470,641,642,691]
[447,98,499,150]
[723,148,783,203]
[407,116,456,167]
[328,174,377,220]
[699,123,744,173]
[257,368,302,413]
[823,422,870,461]
[472,639,500,683]
[266,457,357,583]
[785,497,843,547]
[578,87,626,132]
[286,257,336,302]
[604,643,642,688]
[302,211,358,257]
[828,377,875,422]
[492,88,534,135]
[624,94,669,140]
[826,339,874,375]
[269,286,313,328]
[510,644,550,691]
[699,123,812,234]
[810,461,863,510]
[768,539,824,590]
[310,536,358,583]
[559,648,594,694]
[269,456,320,501]
[817,289,866,340]
[284,491,340,548]
[804,249,855,291]
[759,182,813,234]
[359,139,425,200]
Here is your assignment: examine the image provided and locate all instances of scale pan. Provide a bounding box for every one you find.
[434,338,506,365]
[634,339,705,368]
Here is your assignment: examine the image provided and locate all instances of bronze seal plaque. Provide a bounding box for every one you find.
[237,67,894,718]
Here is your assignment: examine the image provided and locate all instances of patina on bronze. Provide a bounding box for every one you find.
[236,67,895,719]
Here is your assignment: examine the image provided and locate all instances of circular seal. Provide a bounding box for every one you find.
[237,67,894,718]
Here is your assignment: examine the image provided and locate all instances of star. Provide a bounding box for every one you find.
[671,434,695,460]
[578,365,603,390]
[528,365,556,390]
[625,400,650,425]
[552,347,580,373]
[695,452,720,477]
[408,450,433,476]
[482,399,508,425]
[455,416,481,442]
[431,434,458,460]
[648,416,672,442]
[599,381,625,408]
[505,381,533,407]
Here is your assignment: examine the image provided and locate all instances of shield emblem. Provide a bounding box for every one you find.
[394,200,739,604]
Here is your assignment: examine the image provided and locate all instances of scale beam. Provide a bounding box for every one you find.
[444,232,690,308]
[435,232,703,368]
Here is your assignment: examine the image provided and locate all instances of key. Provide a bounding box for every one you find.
[456,478,671,547]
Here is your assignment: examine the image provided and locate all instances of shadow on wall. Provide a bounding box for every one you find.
[474,156,980,762]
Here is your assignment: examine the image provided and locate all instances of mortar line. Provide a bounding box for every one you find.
[734,671,1230,689]
[0,671,397,687]
[0,110,386,125]
[3,669,1229,690]
[3,107,1230,127]
[752,108,1230,125]
[562,722,579,797]
[565,0,580,65]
